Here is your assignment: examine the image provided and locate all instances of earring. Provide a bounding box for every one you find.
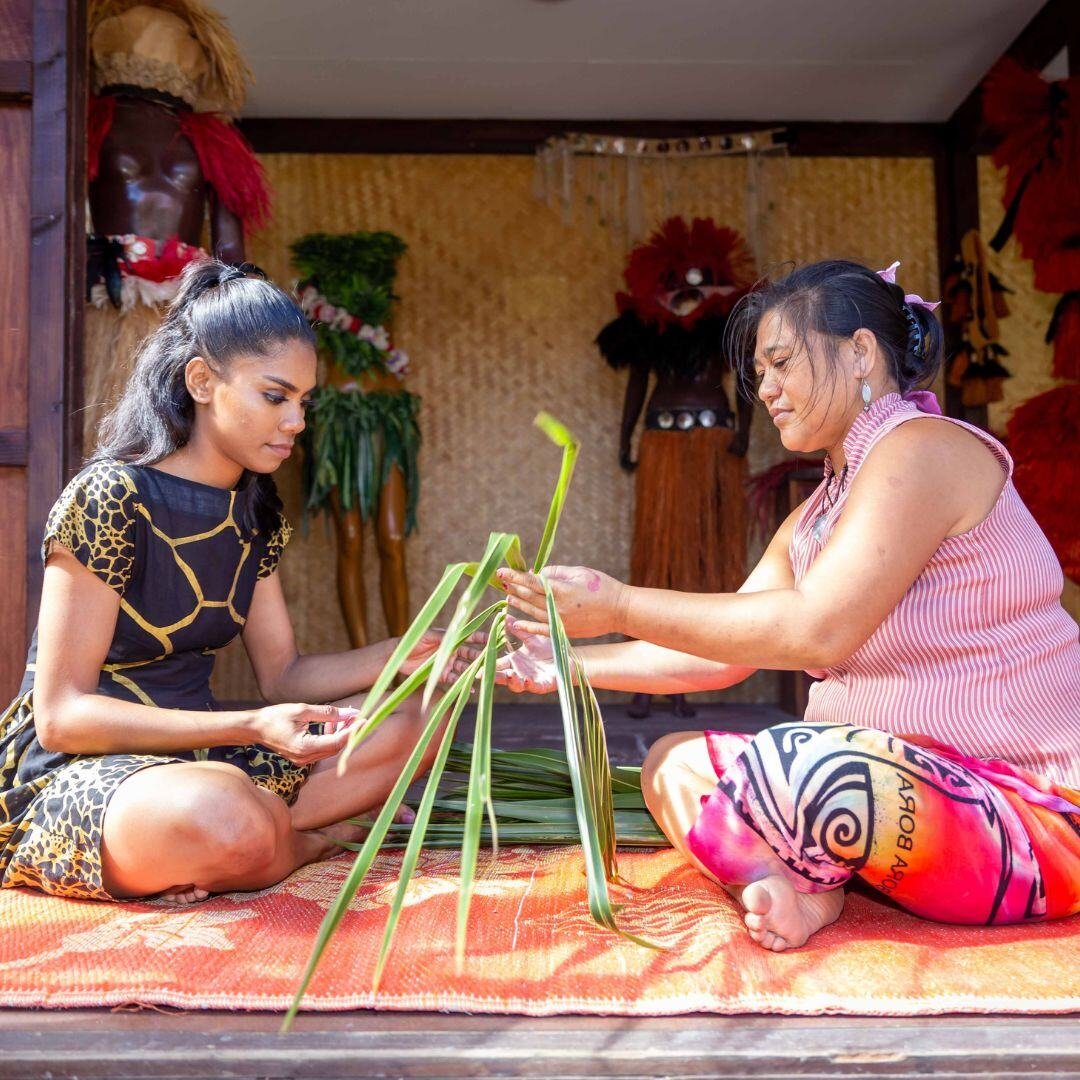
[861,380,872,412]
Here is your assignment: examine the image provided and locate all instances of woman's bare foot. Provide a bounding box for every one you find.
[740,874,844,951]
[155,884,210,905]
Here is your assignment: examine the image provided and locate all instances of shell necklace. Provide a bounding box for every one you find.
[811,463,849,543]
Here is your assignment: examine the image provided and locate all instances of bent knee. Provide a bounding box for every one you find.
[641,730,710,815]
[160,770,281,876]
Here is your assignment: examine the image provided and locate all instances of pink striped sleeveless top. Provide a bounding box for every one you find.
[791,392,1080,787]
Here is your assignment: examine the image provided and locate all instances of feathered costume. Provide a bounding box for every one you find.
[597,218,755,594]
[83,0,270,447]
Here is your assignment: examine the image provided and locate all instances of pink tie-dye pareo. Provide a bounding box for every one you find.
[687,724,1080,924]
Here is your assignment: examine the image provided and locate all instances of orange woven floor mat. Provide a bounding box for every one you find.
[1,847,1076,1015]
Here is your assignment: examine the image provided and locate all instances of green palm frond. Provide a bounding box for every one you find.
[284,413,664,1031]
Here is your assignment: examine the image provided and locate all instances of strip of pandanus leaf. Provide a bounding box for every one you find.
[531,413,580,573]
[375,815,668,847]
[455,610,505,965]
[451,745,574,774]
[344,561,468,746]
[341,601,503,770]
[462,533,526,588]
[545,581,661,949]
[578,667,618,882]
[282,661,482,1032]
[433,792,654,821]
[371,653,483,991]
[423,533,518,710]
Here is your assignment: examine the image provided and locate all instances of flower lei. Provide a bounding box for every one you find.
[296,282,409,377]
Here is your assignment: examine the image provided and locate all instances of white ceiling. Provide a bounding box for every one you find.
[215,0,1046,123]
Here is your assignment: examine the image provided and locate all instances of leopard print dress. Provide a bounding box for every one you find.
[0,461,306,900]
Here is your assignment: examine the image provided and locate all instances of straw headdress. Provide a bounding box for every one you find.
[88,0,253,114]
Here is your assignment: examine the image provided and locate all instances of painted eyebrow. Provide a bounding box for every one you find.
[264,375,317,396]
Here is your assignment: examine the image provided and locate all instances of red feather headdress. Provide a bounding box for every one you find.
[616,217,756,329]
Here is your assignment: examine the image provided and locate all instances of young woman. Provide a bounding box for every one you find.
[0,260,464,905]
[496,259,1080,950]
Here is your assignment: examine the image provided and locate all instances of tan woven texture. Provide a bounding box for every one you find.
[202,153,940,702]
[71,154,938,702]
[978,156,1079,620]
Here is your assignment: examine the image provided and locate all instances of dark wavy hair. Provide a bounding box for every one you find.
[725,259,943,407]
[92,259,316,536]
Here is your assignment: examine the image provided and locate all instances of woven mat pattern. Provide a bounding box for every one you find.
[2,846,1076,1015]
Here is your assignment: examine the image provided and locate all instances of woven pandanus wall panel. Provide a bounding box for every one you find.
[184,153,938,704]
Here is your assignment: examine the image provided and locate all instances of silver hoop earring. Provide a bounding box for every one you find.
[861,380,872,412]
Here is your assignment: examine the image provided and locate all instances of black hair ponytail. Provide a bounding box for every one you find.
[92,259,316,537]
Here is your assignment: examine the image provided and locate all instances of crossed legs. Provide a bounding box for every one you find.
[101,695,438,901]
[641,730,844,951]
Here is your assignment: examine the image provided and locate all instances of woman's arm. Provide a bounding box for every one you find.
[498,498,803,694]
[241,572,398,704]
[241,573,468,704]
[33,547,350,763]
[501,421,1005,671]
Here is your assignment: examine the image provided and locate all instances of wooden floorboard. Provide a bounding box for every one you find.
[1,1010,1078,1078]
[2,705,1077,1078]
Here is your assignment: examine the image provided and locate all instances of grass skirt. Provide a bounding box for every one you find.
[630,427,746,593]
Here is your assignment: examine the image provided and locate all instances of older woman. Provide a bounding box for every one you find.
[496,258,1080,951]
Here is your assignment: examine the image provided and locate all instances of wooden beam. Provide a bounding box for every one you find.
[237,117,942,158]
[0,59,30,100]
[26,0,84,640]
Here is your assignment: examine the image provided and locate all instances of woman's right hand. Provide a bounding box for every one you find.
[493,616,560,695]
[252,703,359,766]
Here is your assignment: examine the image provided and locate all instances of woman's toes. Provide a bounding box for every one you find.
[740,879,773,916]
[158,884,210,904]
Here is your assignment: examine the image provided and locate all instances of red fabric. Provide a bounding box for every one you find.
[121,234,206,282]
[1007,384,1080,583]
[178,111,271,232]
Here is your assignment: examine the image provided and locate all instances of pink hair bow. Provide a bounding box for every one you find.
[876,261,941,312]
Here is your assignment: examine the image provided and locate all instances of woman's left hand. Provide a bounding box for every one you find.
[495,565,627,639]
[397,628,486,682]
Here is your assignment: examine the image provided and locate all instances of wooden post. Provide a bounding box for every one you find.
[25,0,85,645]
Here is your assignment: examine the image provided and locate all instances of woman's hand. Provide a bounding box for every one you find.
[495,565,627,639]
[396,628,486,682]
[252,703,360,766]
[494,615,561,694]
